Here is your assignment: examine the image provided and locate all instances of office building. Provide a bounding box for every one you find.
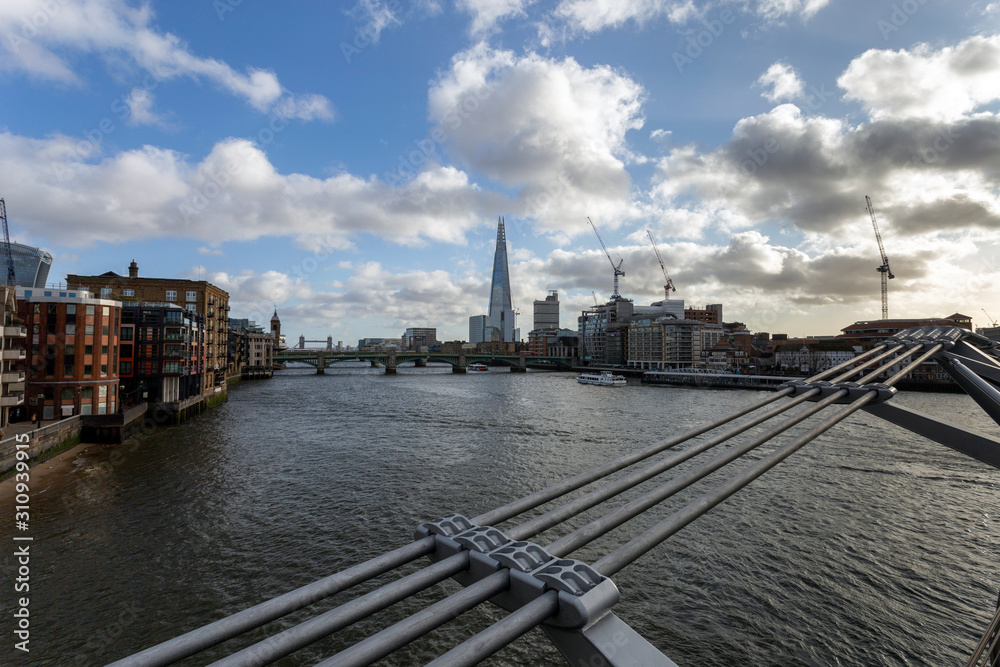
[3,242,54,288]
[533,291,559,331]
[488,217,517,342]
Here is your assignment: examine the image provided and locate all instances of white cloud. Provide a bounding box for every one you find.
[457,0,533,35]
[428,43,646,233]
[757,62,804,102]
[0,0,333,119]
[197,247,224,256]
[346,0,402,43]
[0,132,503,247]
[123,87,168,127]
[838,35,1000,121]
[551,0,826,34]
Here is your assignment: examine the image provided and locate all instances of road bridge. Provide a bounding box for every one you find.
[111,326,1000,666]
[274,348,575,374]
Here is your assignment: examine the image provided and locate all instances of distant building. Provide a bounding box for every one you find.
[17,287,121,419]
[68,260,229,394]
[2,242,53,288]
[685,305,722,325]
[533,291,559,331]
[527,327,577,357]
[0,286,26,428]
[469,315,492,345]
[487,217,517,342]
[402,327,438,351]
[774,339,858,375]
[839,314,973,350]
[978,326,1000,343]
[578,299,634,366]
[627,317,703,370]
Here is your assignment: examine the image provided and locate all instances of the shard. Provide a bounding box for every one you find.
[488,216,516,342]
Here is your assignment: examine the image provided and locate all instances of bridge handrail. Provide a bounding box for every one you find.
[110,330,1000,666]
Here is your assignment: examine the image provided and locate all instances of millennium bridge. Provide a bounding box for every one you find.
[113,326,1000,666]
[274,348,575,373]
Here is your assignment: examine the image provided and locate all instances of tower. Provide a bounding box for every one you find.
[488,217,516,343]
[270,308,281,347]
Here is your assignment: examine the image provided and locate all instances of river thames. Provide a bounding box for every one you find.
[2,364,998,666]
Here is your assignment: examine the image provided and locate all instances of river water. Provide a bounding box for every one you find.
[2,363,998,666]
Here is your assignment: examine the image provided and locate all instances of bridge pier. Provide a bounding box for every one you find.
[454,354,466,373]
[414,358,426,368]
[385,352,397,375]
[510,353,527,372]
[315,353,325,375]
[370,360,379,368]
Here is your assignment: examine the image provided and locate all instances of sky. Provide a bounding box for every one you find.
[2,0,999,345]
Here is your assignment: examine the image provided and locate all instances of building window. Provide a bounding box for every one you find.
[121,327,133,341]
[99,385,108,398]
[101,288,112,299]
[123,288,134,297]
[86,305,95,315]
[61,388,74,400]
[103,306,110,316]
[81,387,93,399]
[166,290,177,301]
[84,364,92,376]
[120,361,132,375]
[67,304,76,315]
[85,345,93,355]
[66,324,75,336]
[100,364,107,376]
[102,326,109,336]
[85,325,94,335]
[81,404,93,416]
[101,345,108,356]
[186,291,197,302]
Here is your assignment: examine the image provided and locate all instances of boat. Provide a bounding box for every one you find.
[467,363,488,372]
[577,371,627,387]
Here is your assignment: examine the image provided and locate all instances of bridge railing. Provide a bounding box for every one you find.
[108,326,1000,666]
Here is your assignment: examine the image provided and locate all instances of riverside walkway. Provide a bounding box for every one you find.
[111,326,1000,666]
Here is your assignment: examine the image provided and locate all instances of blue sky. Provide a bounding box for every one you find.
[2,0,999,344]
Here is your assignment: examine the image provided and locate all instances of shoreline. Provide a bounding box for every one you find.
[0,440,98,502]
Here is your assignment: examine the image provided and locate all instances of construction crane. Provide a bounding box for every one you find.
[0,199,16,286]
[866,195,894,319]
[983,309,998,327]
[592,291,599,307]
[587,217,624,301]
[646,230,676,300]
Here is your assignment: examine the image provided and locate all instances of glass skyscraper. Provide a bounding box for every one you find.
[4,242,53,287]
[488,217,516,342]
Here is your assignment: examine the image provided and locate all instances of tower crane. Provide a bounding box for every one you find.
[646,230,676,300]
[0,199,16,286]
[983,309,998,327]
[592,291,599,307]
[865,195,894,319]
[587,217,624,301]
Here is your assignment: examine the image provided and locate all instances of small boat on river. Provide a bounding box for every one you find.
[577,371,627,387]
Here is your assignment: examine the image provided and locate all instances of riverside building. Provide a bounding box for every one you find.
[119,303,205,405]
[68,260,229,395]
[17,287,121,419]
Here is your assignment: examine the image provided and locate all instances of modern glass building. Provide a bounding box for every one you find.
[488,217,516,342]
[3,242,53,287]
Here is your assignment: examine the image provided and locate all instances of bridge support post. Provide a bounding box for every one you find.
[315,353,325,375]
[370,360,379,368]
[510,353,527,372]
[454,354,466,373]
[385,352,397,375]
[542,613,678,667]
[414,358,426,368]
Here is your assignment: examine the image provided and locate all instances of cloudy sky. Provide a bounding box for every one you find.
[2,0,999,344]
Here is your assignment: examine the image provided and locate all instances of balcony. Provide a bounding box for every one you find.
[0,391,24,407]
[2,349,26,360]
[1,370,25,383]
[4,325,27,337]
[163,350,191,359]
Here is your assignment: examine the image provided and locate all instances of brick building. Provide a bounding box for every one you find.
[119,303,205,405]
[67,260,229,395]
[17,287,121,419]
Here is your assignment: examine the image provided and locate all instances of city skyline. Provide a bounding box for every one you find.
[2,1,999,343]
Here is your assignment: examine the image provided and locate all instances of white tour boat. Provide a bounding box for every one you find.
[467,363,489,372]
[576,371,627,387]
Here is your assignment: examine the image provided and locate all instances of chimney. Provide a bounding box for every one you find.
[128,259,138,278]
